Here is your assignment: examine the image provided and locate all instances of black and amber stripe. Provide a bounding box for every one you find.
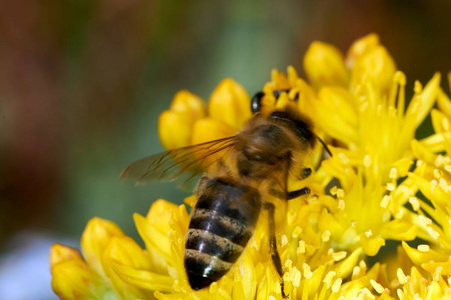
[184,178,261,290]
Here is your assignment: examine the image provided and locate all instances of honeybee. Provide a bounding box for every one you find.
[121,90,330,298]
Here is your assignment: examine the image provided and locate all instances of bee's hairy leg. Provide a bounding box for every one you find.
[300,167,312,179]
[281,152,311,200]
[269,187,310,201]
[263,202,288,299]
[286,187,310,200]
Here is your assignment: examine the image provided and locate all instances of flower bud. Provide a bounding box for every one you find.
[351,46,396,94]
[346,33,380,68]
[170,90,206,118]
[51,259,104,299]
[158,90,206,150]
[303,41,349,89]
[208,79,251,129]
[50,244,82,267]
[158,110,195,149]
[81,217,124,277]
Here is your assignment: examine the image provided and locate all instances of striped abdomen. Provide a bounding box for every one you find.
[184,178,261,290]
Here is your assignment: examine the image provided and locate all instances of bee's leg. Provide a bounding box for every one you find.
[286,187,310,200]
[268,186,310,201]
[263,202,288,299]
[300,167,312,179]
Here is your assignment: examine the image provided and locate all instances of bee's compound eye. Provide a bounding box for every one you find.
[243,146,263,161]
[251,91,265,114]
[253,154,263,161]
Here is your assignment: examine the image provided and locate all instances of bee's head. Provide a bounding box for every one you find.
[268,108,316,149]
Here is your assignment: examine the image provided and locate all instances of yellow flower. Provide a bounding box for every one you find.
[53,198,394,299]
[398,82,451,280]
[316,165,417,256]
[396,266,451,299]
[50,241,111,299]
[311,34,440,185]
[51,34,451,299]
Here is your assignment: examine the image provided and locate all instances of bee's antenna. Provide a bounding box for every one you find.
[316,135,332,157]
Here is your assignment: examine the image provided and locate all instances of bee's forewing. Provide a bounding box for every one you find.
[120,136,237,188]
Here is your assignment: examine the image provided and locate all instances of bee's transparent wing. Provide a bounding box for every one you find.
[120,136,237,189]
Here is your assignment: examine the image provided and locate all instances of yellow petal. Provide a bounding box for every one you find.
[334,248,363,279]
[431,108,451,134]
[159,90,206,150]
[422,259,451,276]
[158,110,196,149]
[392,158,414,178]
[232,253,257,300]
[420,133,446,153]
[191,117,236,145]
[103,236,153,299]
[427,281,444,300]
[351,46,396,94]
[287,65,300,86]
[361,237,385,256]
[405,73,440,128]
[270,68,291,90]
[146,199,180,235]
[380,219,416,241]
[50,243,83,267]
[318,86,358,128]
[411,139,437,165]
[134,213,175,266]
[408,172,450,214]
[402,241,449,266]
[303,41,349,89]
[319,209,345,238]
[104,236,152,270]
[312,99,358,145]
[274,91,291,110]
[346,33,380,69]
[437,88,451,119]
[110,261,174,292]
[306,265,326,297]
[331,277,367,299]
[170,90,206,120]
[208,78,251,129]
[81,217,125,277]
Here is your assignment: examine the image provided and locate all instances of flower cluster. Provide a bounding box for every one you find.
[51,34,451,299]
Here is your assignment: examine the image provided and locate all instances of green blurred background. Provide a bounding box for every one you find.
[0,0,450,298]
